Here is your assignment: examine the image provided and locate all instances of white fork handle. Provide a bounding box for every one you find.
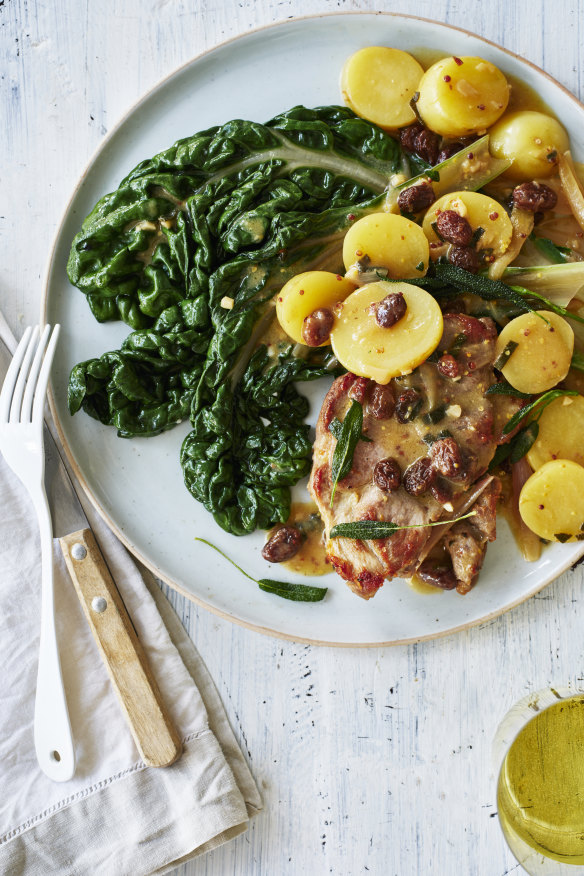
[31,484,75,781]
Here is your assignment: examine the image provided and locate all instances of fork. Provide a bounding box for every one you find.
[0,324,75,781]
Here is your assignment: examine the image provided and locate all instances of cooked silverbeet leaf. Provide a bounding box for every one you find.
[68,106,403,534]
[67,106,399,329]
[258,579,327,602]
[571,351,584,372]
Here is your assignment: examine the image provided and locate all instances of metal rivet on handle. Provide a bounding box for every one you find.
[91,596,107,613]
[71,543,87,561]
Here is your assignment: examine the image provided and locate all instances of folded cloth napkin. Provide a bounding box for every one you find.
[0,404,261,873]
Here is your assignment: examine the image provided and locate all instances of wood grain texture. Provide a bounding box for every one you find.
[60,528,182,768]
[3,0,584,873]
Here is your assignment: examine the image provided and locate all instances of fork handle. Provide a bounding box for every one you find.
[32,489,76,781]
[60,528,182,768]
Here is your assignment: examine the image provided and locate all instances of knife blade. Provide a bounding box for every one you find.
[0,329,182,769]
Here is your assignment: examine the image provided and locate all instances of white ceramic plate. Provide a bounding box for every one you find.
[44,13,584,646]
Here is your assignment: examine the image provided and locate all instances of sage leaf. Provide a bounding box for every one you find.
[258,579,327,602]
[502,389,579,436]
[330,400,364,506]
[571,351,584,373]
[195,538,327,603]
[509,421,539,464]
[493,340,519,371]
[485,382,532,399]
[330,511,477,540]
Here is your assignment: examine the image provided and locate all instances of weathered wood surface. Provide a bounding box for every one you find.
[3,1,584,873]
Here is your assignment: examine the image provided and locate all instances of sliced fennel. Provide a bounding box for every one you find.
[385,135,512,212]
[502,262,584,307]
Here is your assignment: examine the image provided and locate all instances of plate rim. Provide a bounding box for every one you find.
[43,10,584,647]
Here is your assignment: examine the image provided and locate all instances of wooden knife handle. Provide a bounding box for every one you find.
[59,528,182,768]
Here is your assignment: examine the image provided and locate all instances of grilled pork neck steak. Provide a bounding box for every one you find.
[309,314,502,598]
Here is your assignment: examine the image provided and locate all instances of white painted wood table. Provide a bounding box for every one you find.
[3,1,584,873]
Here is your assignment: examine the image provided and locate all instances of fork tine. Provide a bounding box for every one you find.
[21,325,51,423]
[7,327,40,424]
[32,325,60,425]
[10,326,41,423]
[0,326,33,424]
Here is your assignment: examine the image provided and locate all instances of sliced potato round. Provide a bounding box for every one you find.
[416,56,509,138]
[494,311,574,394]
[422,191,512,259]
[330,281,443,384]
[276,271,356,346]
[342,213,429,279]
[489,111,570,180]
[341,47,424,129]
[526,394,584,470]
[519,459,584,541]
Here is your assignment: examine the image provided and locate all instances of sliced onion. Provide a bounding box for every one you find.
[488,207,534,280]
[558,151,584,234]
[510,458,541,562]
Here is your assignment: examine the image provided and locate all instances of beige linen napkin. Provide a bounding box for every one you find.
[0,423,261,874]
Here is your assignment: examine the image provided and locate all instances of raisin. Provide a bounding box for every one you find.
[369,383,395,419]
[403,457,436,496]
[374,292,407,328]
[414,128,440,165]
[430,476,453,505]
[512,181,558,213]
[395,389,422,423]
[399,122,425,153]
[301,308,334,346]
[437,353,459,378]
[436,210,474,246]
[447,245,479,274]
[261,526,304,563]
[399,123,440,164]
[397,181,435,214]
[373,458,402,492]
[436,142,465,164]
[430,437,466,479]
[348,376,370,404]
[417,560,458,590]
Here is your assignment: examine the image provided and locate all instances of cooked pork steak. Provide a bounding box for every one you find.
[309,314,501,598]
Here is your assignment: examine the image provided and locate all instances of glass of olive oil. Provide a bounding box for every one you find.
[494,687,584,874]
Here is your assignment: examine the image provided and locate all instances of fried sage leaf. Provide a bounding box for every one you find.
[330,400,364,506]
[330,511,477,539]
[195,538,327,602]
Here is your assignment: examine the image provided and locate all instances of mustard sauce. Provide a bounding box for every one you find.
[266,502,332,577]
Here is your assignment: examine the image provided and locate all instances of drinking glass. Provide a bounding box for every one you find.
[493,685,584,874]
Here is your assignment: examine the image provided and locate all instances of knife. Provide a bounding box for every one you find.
[0,324,182,769]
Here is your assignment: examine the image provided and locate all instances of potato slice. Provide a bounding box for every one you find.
[416,56,509,138]
[526,395,584,470]
[276,271,356,346]
[342,213,429,279]
[489,111,570,180]
[422,191,512,259]
[341,47,424,129]
[330,281,443,384]
[519,459,584,541]
[494,311,574,394]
